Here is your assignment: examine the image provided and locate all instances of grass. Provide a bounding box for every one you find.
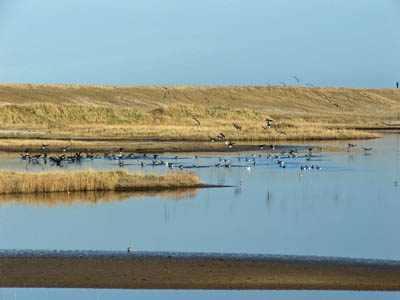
[0,170,201,194]
[0,189,199,206]
[0,84,399,144]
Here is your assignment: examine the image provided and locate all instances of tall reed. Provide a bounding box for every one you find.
[0,170,201,194]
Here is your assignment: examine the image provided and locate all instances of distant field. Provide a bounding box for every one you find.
[0,84,399,144]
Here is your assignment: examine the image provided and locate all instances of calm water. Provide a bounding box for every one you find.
[0,134,399,299]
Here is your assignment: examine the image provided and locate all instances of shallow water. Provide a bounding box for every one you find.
[0,134,399,298]
[0,289,398,300]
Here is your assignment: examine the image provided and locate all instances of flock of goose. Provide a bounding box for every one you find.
[19,144,325,172]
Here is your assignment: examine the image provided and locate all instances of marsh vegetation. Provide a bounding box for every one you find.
[0,170,201,194]
[0,84,398,146]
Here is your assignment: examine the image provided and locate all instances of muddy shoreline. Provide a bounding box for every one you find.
[0,250,399,290]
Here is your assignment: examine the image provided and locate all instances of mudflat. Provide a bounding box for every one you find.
[0,251,399,290]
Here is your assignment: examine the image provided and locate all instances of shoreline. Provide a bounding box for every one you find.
[0,250,399,290]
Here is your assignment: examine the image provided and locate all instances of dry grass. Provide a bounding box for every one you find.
[0,189,199,206]
[0,170,201,195]
[0,84,399,142]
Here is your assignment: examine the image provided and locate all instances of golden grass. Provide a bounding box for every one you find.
[0,189,198,206]
[0,84,399,142]
[0,170,201,194]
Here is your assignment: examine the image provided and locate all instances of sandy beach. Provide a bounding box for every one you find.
[0,251,399,290]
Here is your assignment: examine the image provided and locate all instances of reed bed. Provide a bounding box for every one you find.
[0,170,201,195]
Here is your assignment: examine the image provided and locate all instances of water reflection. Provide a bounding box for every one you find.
[0,189,199,206]
[0,134,400,260]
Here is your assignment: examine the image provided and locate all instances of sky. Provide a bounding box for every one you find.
[0,0,399,87]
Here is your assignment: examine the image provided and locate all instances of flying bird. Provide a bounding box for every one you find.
[233,123,242,131]
[265,119,274,128]
[305,83,315,87]
[279,81,286,87]
[192,117,200,126]
[292,76,300,84]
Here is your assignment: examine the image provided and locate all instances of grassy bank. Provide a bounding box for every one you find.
[0,84,399,142]
[0,170,201,194]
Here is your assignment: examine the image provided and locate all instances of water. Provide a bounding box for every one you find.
[0,289,398,300]
[0,134,399,298]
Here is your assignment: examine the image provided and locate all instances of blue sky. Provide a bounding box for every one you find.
[0,0,398,87]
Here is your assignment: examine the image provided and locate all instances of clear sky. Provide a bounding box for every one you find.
[0,0,399,87]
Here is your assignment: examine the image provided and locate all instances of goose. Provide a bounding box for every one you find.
[265,119,274,128]
[226,141,235,148]
[233,123,241,131]
[192,117,200,126]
